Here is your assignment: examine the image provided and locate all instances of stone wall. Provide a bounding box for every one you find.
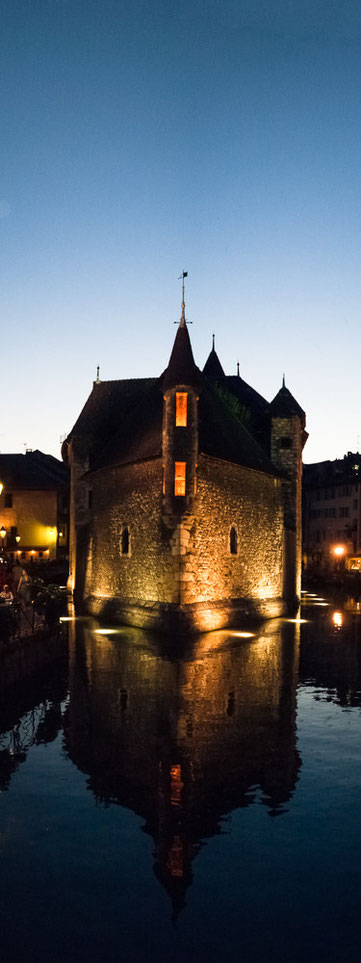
[270,416,304,601]
[85,458,180,607]
[83,453,285,630]
[182,455,284,607]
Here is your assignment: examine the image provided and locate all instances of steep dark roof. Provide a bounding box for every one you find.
[270,385,305,425]
[203,347,225,378]
[223,375,269,419]
[63,379,157,463]
[0,450,68,490]
[89,380,163,472]
[198,378,277,476]
[163,320,201,391]
[85,371,277,478]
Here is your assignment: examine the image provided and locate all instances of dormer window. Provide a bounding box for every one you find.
[174,462,186,496]
[176,392,187,427]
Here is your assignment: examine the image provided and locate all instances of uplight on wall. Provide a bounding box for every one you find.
[0,482,3,495]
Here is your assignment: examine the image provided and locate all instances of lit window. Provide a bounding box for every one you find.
[174,462,186,496]
[162,465,166,495]
[230,526,238,555]
[176,392,187,427]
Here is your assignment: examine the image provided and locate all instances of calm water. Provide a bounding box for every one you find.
[1,594,361,962]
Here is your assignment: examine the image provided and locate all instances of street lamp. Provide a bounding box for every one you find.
[0,482,3,495]
[15,534,20,543]
[333,545,345,558]
[0,526,6,551]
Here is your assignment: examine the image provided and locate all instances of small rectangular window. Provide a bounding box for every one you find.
[176,392,187,427]
[174,462,186,496]
[4,493,12,508]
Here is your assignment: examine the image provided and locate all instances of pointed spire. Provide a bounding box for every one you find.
[282,373,285,388]
[163,278,199,390]
[179,270,188,328]
[96,365,100,384]
[212,333,215,350]
[237,361,240,377]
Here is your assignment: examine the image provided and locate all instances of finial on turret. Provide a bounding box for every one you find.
[212,333,215,350]
[237,361,240,377]
[96,365,100,384]
[282,373,285,388]
[178,270,188,327]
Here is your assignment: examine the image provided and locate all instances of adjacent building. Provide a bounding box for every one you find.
[63,291,307,632]
[303,452,361,571]
[0,449,69,563]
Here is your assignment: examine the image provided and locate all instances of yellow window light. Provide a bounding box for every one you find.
[176,392,187,427]
[174,462,186,496]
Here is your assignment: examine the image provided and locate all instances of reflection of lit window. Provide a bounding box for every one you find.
[194,465,197,494]
[162,465,166,495]
[174,462,186,495]
[230,525,238,555]
[176,392,187,427]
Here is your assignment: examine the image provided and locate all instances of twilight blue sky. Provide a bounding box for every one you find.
[1,0,361,462]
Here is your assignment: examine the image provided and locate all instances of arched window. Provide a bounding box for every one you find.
[121,526,130,555]
[230,525,238,555]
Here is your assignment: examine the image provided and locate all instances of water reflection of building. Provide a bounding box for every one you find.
[300,606,361,708]
[0,660,67,793]
[63,621,300,915]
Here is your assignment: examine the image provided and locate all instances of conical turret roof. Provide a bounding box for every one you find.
[203,335,225,378]
[270,381,305,426]
[163,295,200,390]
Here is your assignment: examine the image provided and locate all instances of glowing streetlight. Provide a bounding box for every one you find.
[333,611,343,628]
[333,545,345,557]
[0,482,3,495]
[0,526,6,542]
[15,534,20,543]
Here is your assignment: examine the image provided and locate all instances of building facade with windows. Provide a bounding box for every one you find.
[63,295,307,632]
[303,453,361,571]
[0,450,69,564]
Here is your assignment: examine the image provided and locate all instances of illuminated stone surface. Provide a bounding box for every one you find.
[63,303,307,631]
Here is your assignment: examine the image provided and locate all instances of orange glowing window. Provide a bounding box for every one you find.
[162,465,166,495]
[176,392,187,427]
[174,462,186,496]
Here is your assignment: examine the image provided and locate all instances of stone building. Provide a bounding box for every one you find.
[303,451,361,572]
[0,449,69,563]
[63,290,307,631]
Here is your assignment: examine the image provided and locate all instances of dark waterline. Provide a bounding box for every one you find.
[1,596,361,962]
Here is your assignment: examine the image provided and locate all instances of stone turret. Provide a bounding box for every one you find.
[270,378,308,607]
[161,285,200,598]
[162,287,200,518]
